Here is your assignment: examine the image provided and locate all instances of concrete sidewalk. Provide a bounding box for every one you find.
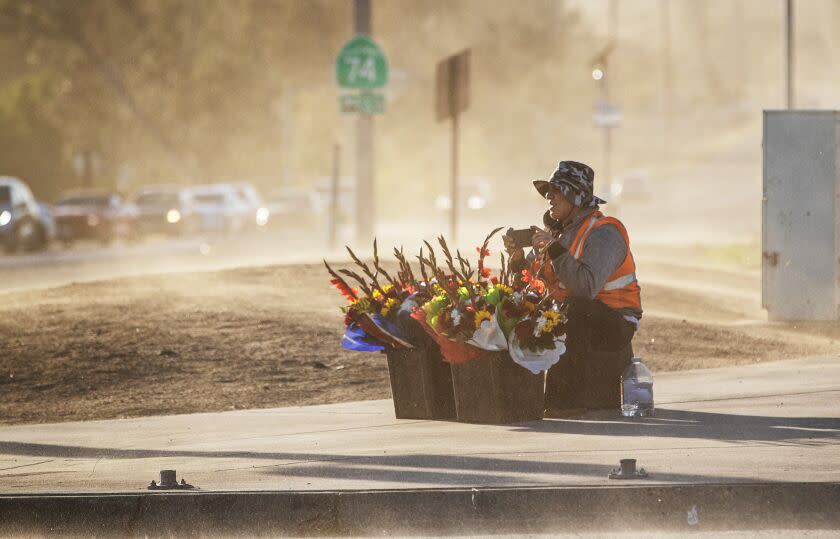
[1,356,838,494]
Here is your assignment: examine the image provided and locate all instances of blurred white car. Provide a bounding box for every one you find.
[229,182,270,229]
[265,187,319,229]
[0,176,52,252]
[434,178,493,212]
[188,184,249,234]
[609,172,652,204]
[133,185,196,237]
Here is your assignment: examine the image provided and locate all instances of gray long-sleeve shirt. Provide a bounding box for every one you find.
[528,207,643,323]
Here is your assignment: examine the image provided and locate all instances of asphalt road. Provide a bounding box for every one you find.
[0,232,327,293]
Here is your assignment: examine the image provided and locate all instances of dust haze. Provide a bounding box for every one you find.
[3,0,839,258]
[1,0,839,424]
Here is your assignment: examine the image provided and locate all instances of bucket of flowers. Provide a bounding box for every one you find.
[325,240,455,420]
[409,229,552,424]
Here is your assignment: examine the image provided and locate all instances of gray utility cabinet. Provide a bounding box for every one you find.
[762,110,840,321]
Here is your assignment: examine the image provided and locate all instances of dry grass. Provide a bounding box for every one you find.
[0,263,834,425]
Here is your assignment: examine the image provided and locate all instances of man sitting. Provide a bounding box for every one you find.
[504,160,642,415]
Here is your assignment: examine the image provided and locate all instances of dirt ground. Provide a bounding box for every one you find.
[1,257,838,425]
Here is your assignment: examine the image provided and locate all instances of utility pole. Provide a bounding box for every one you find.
[660,0,672,164]
[280,83,297,186]
[733,0,746,101]
[785,0,795,109]
[354,0,375,243]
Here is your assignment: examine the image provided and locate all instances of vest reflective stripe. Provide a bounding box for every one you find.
[539,212,641,311]
[602,271,637,291]
[549,270,636,292]
[572,216,599,259]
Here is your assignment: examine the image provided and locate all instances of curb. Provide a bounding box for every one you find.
[2,482,839,536]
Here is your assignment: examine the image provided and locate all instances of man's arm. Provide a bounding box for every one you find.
[550,225,626,299]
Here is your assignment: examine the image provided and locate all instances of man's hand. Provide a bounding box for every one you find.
[531,229,554,251]
[502,234,525,261]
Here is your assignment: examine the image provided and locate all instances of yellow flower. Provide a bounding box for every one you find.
[474,309,492,328]
[380,298,398,316]
[495,284,513,295]
[372,289,383,301]
[542,310,562,332]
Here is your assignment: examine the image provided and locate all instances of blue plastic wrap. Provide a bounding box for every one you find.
[341,323,385,352]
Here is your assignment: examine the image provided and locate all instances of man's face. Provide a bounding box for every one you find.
[545,186,575,221]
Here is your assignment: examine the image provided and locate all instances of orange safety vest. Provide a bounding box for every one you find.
[538,211,641,311]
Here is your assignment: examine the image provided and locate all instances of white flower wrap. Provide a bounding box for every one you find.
[508,331,567,374]
[467,311,508,351]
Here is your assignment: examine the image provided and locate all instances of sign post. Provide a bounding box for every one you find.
[336,27,388,243]
[435,50,470,243]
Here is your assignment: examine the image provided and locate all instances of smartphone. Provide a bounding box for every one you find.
[505,226,538,249]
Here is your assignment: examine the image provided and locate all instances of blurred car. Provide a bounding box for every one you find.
[229,182,270,230]
[265,187,319,229]
[609,172,652,206]
[434,178,493,213]
[0,176,51,253]
[133,185,196,238]
[188,184,249,234]
[53,190,135,246]
[34,201,56,244]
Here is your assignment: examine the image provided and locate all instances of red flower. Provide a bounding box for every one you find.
[490,276,499,285]
[330,278,357,302]
[531,279,546,294]
[476,246,491,257]
[480,267,491,278]
[521,270,534,284]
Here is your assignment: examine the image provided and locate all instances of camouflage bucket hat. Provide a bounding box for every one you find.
[533,160,606,207]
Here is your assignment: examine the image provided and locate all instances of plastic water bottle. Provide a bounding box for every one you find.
[621,357,654,417]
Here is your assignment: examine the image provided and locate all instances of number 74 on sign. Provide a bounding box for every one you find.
[336,35,389,90]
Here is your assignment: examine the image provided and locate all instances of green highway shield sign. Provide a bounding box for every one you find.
[336,35,388,89]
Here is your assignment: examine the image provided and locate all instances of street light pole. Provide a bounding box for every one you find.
[603,0,617,186]
[600,64,611,187]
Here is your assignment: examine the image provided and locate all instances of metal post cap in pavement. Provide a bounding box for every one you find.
[147,469,195,490]
[609,458,649,480]
[159,470,177,487]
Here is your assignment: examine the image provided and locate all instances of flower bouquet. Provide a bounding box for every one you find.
[410,228,520,363]
[325,240,416,351]
[506,296,569,374]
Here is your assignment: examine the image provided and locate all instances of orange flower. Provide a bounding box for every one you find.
[330,278,357,302]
